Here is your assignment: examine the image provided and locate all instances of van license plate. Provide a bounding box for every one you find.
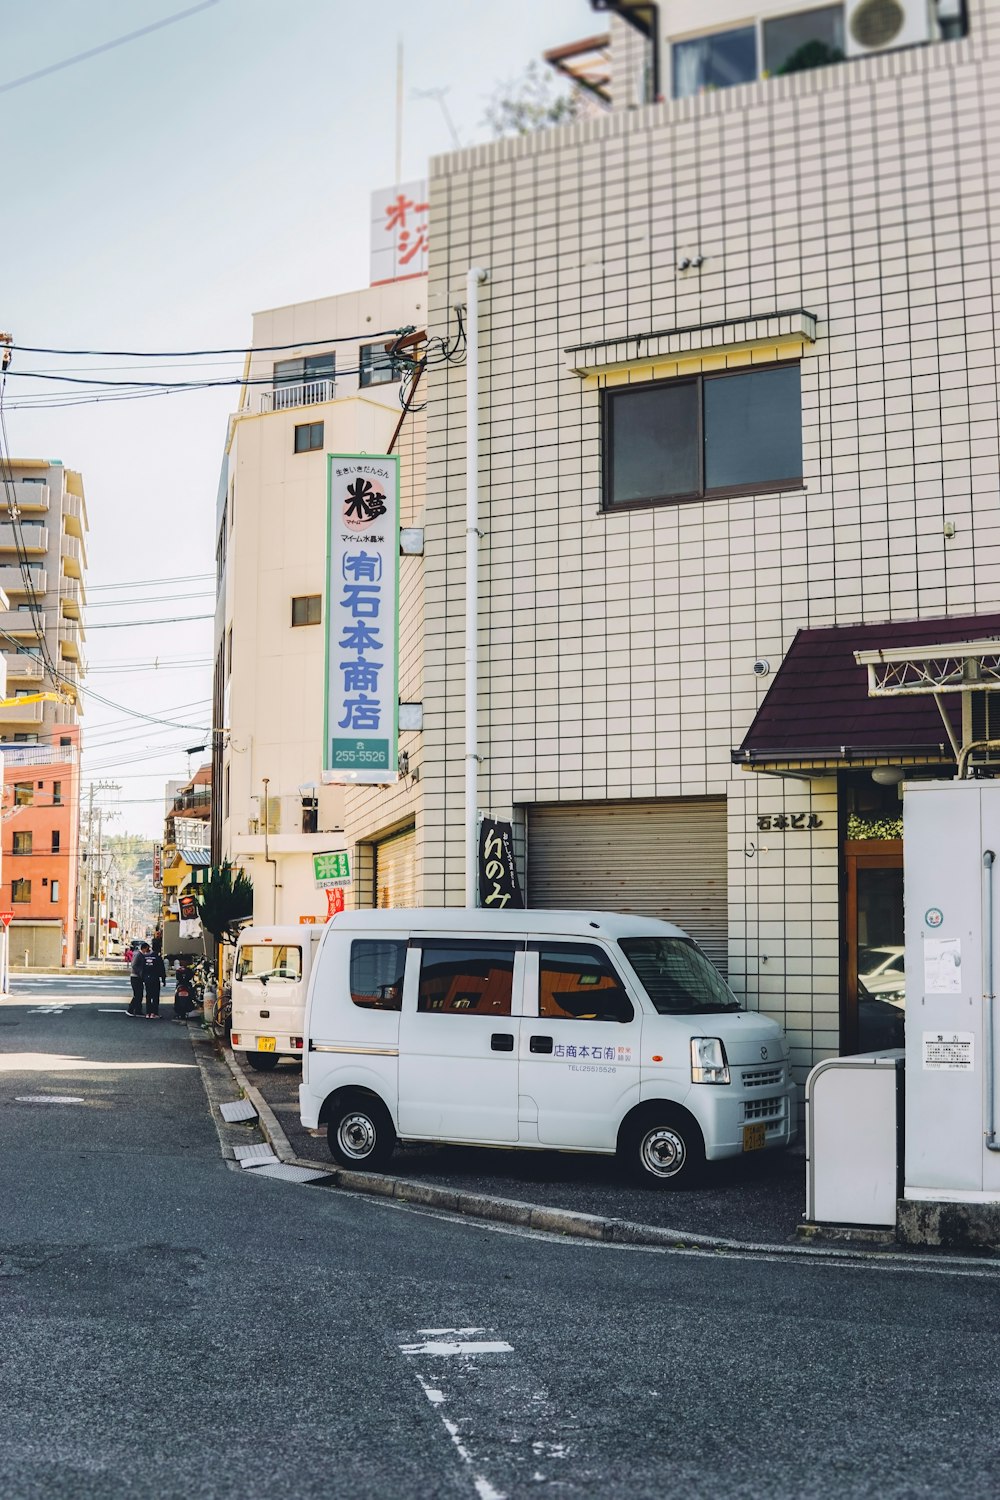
[257,1036,276,1051]
[743,1122,766,1152]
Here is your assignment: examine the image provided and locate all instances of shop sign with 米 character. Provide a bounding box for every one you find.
[313,851,352,890]
[323,455,400,784]
[478,817,524,910]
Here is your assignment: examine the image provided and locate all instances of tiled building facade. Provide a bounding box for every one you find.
[395,0,999,1086]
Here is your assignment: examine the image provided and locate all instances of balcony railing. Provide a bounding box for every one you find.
[0,698,44,725]
[61,533,84,576]
[258,379,336,414]
[172,790,211,813]
[0,610,45,636]
[0,524,48,554]
[4,653,44,681]
[0,483,50,514]
[0,743,78,766]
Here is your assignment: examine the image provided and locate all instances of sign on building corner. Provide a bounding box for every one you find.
[323,455,400,785]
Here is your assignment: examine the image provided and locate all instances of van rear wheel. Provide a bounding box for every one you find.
[245,1050,279,1072]
[621,1110,705,1188]
[327,1096,396,1171]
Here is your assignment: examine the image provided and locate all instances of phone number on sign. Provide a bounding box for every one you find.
[568,1063,617,1074]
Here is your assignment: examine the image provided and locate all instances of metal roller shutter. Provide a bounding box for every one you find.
[375,826,417,909]
[526,798,728,972]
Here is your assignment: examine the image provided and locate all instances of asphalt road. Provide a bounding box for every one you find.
[3,972,1000,1500]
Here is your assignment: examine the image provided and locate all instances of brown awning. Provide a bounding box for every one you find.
[734,612,1000,772]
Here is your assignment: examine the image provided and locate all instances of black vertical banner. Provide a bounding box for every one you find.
[478,818,525,910]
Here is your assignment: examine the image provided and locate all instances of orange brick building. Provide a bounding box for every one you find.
[1,726,81,967]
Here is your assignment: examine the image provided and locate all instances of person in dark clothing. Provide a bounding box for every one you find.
[173,960,198,1022]
[126,948,145,1017]
[136,943,167,1018]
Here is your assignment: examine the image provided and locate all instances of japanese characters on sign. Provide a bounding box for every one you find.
[553,1044,632,1061]
[477,818,524,910]
[313,851,352,889]
[370,180,429,285]
[326,888,345,920]
[152,844,162,890]
[324,456,399,785]
[756,814,823,831]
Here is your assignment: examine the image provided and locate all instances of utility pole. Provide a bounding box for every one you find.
[82,782,119,963]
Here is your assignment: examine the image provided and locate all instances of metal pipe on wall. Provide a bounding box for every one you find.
[465,267,488,908]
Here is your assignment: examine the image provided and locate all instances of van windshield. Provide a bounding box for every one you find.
[236,945,302,983]
[618,938,742,1015]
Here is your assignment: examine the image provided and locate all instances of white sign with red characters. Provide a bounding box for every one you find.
[370,180,429,285]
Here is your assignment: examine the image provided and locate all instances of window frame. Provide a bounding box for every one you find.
[12,830,32,855]
[11,878,30,903]
[531,941,636,1025]
[291,594,322,627]
[359,342,400,388]
[349,939,407,1011]
[415,939,521,1018]
[293,421,324,454]
[601,359,804,513]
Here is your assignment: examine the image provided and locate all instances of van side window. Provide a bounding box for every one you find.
[350,941,406,1010]
[417,944,516,1017]
[536,945,634,1023]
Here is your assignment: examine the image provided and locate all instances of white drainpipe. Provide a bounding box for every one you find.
[465,267,488,908]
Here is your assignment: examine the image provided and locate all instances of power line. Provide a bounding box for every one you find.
[0,1,222,96]
[88,573,214,591]
[11,327,413,359]
[86,613,213,628]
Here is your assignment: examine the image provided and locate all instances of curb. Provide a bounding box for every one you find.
[212,1043,1000,1272]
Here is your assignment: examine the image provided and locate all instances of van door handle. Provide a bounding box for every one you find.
[530,1035,553,1054]
[491,1033,514,1052]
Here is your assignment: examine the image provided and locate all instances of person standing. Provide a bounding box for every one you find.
[126,948,144,1017]
[137,942,166,1018]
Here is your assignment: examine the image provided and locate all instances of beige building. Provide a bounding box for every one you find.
[213,281,426,922]
[343,0,995,1089]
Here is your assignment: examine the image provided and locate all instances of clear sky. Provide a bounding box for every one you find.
[2,0,587,836]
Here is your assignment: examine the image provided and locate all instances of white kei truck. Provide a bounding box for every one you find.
[231,925,323,1071]
[299,909,796,1187]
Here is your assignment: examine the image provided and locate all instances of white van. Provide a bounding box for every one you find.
[299,909,796,1186]
[231,925,323,1071]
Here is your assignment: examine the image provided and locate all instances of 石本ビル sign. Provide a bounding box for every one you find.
[313,851,352,889]
[478,818,524,910]
[370,180,428,285]
[324,456,399,784]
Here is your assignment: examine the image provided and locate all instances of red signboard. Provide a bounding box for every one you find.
[325,888,345,920]
[0,911,12,928]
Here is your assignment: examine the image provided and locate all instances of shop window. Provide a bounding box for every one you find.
[537,945,634,1023]
[417,943,516,1016]
[350,940,407,1010]
[673,26,757,98]
[291,595,322,627]
[603,365,802,509]
[294,421,324,454]
[12,831,32,855]
[13,781,32,806]
[763,5,845,75]
[12,879,30,903]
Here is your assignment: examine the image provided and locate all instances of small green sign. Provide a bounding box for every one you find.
[314,851,351,888]
[330,737,390,772]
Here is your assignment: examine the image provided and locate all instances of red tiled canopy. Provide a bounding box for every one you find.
[734,613,1000,765]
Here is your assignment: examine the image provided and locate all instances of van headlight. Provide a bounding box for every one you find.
[691,1037,730,1085]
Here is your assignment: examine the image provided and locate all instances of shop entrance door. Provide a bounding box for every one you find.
[844,841,905,1055]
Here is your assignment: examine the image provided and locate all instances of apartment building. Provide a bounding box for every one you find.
[0,459,88,966]
[212,279,426,923]
[352,0,993,1087]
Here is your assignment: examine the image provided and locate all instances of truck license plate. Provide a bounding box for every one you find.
[743,1122,766,1152]
[257,1036,276,1052]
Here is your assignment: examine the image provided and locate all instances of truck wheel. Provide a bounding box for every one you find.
[327,1096,396,1171]
[245,1050,279,1072]
[620,1110,705,1188]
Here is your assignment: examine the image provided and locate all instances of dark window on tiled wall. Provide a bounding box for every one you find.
[603,364,802,509]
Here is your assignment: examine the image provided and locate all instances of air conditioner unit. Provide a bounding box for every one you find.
[845,0,931,57]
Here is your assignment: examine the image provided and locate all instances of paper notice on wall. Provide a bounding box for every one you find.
[923,936,962,994]
[923,1031,974,1070]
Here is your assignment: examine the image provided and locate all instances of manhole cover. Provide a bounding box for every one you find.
[15,1095,85,1105]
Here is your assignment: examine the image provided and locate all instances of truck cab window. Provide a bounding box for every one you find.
[536,945,634,1023]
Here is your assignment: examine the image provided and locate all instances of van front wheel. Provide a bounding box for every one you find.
[621,1110,705,1188]
[327,1096,396,1171]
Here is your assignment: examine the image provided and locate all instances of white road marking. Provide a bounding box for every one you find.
[399,1326,572,1498]
[401,1340,514,1357]
[15,1095,85,1105]
[27,1007,65,1014]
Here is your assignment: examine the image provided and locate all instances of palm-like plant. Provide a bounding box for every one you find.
[194,862,253,945]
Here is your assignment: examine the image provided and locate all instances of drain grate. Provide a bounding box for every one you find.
[233,1143,278,1169]
[248,1163,331,1183]
[220,1099,257,1124]
[16,1095,85,1105]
